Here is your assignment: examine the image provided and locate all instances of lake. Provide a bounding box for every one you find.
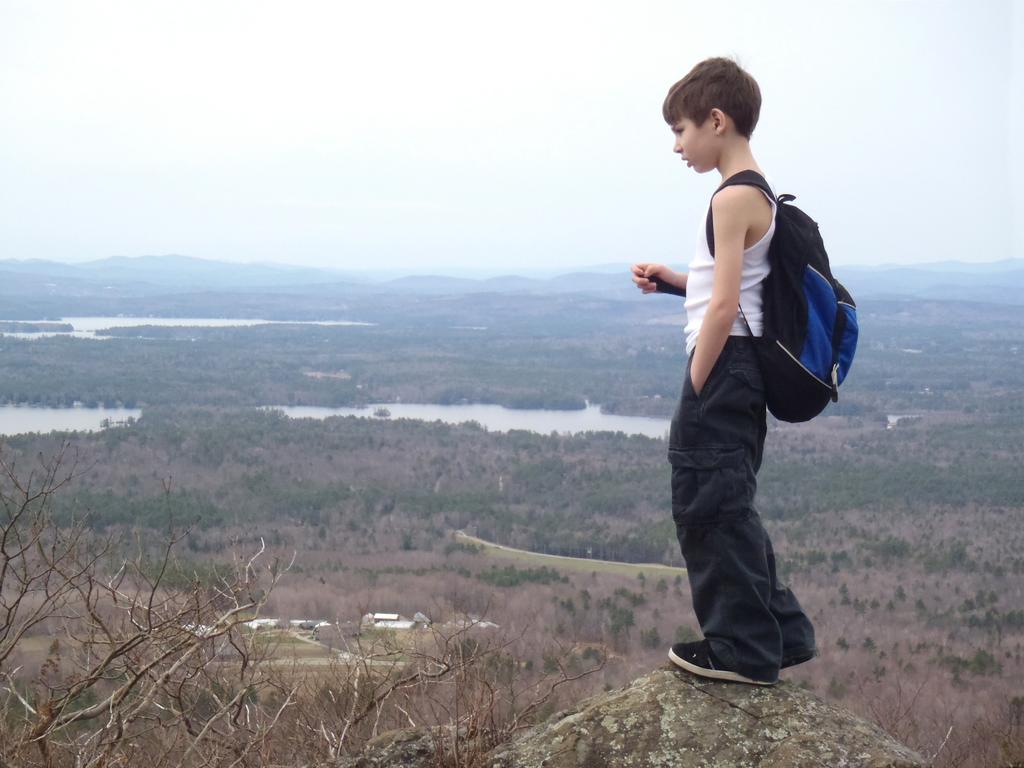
[269,403,671,439]
[0,405,142,436]
[0,403,670,439]
[0,316,374,339]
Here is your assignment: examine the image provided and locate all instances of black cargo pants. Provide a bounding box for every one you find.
[668,336,816,683]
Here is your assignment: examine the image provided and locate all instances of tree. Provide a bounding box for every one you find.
[640,627,661,650]
[0,444,292,766]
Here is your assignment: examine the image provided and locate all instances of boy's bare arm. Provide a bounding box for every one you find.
[631,263,687,294]
[689,186,758,394]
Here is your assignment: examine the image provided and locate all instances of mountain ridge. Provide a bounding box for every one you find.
[2,254,1022,305]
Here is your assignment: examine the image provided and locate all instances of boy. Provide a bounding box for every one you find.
[631,57,817,686]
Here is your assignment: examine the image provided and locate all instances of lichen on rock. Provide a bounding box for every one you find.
[337,665,930,767]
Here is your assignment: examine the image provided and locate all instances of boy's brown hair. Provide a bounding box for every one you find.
[662,57,762,140]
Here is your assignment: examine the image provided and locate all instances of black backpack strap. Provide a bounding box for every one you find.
[705,170,775,257]
[704,170,775,338]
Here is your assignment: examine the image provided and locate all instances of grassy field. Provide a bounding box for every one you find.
[453,531,686,578]
[254,630,334,660]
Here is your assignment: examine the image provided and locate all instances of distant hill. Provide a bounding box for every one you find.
[1,255,1022,305]
[836,261,1024,305]
[0,255,366,294]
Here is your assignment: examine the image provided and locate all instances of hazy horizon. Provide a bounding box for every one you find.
[4,251,1024,284]
[3,1,1023,272]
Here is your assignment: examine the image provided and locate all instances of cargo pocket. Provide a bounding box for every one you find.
[728,364,765,393]
[669,444,752,527]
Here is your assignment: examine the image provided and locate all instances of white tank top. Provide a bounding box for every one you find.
[683,179,776,356]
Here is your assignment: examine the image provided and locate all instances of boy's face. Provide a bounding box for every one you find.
[671,113,720,174]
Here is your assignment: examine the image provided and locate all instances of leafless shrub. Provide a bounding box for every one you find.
[1,446,603,767]
[266,612,605,767]
[0,444,292,767]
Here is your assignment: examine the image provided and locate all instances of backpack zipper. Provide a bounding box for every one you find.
[774,340,832,390]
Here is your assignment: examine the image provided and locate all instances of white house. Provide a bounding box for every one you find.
[361,612,422,631]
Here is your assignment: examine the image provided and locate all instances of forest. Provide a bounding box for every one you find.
[1,287,1023,766]
[1,295,1021,421]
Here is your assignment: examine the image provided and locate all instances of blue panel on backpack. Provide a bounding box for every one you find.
[799,267,836,380]
[838,303,858,385]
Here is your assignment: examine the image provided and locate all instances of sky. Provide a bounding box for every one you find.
[1,0,1021,274]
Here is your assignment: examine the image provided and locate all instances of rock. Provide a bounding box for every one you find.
[337,665,929,767]
[335,728,436,767]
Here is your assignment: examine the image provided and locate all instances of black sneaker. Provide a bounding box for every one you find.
[781,647,818,669]
[668,640,777,686]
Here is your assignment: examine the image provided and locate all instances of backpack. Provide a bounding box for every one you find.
[703,170,858,422]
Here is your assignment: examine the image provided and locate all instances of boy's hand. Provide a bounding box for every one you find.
[631,263,669,294]
[690,364,710,396]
